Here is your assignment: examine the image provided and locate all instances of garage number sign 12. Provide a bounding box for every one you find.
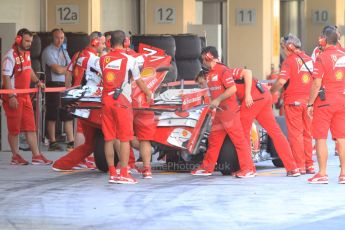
[155,7,176,24]
[56,5,79,25]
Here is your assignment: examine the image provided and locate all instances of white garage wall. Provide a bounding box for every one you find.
[0,0,41,32]
[101,0,139,34]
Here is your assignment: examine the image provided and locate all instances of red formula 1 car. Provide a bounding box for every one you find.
[62,45,285,175]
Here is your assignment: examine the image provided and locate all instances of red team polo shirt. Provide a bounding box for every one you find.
[99,48,141,141]
[206,63,238,110]
[2,46,32,90]
[68,47,101,86]
[1,45,36,134]
[312,46,345,139]
[279,52,313,104]
[100,49,140,95]
[229,67,266,102]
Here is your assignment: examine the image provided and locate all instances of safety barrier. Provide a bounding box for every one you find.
[0,86,68,152]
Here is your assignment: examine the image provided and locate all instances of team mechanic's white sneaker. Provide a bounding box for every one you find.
[235,169,256,178]
[108,175,119,184]
[287,168,301,177]
[308,173,328,184]
[51,166,74,172]
[191,166,212,176]
[116,174,138,184]
[116,165,140,175]
[339,175,345,184]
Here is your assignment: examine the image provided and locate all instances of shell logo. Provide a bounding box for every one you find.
[301,74,310,84]
[105,57,111,64]
[141,67,155,78]
[106,72,116,82]
[335,71,344,81]
[181,129,189,137]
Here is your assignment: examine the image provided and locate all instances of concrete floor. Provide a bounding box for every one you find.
[0,139,345,230]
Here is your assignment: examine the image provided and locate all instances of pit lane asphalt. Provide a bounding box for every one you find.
[0,136,344,230]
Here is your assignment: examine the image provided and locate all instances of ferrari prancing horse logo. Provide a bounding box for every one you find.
[105,57,111,64]
[335,70,344,81]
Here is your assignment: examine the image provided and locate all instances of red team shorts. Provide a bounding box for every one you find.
[312,103,345,139]
[133,110,156,141]
[101,96,134,142]
[3,95,36,135]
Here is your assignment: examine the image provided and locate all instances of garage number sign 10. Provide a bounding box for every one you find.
[56,5,80,25]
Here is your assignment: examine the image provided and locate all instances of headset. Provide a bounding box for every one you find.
[15,34,22,46]
[204,52,214,62]
[106,38,111,48]
[51,28,65,42]
[202,46,218,62]
[14,28,30,46]
[286,43,297,52]
[282,35,298,53]
[13,28,32,72]
[318,25,339,47]
[106,36,130,49]
[91,31,102,47]
[123,37,130,48]
[318,36,327,47]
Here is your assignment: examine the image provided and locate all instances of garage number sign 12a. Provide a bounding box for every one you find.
[155,7,176,24]
[56,5,79,25]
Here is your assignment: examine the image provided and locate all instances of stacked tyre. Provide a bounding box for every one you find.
[30,34,42,74]
[65,32,89,58]
[36,32,51,55]
[173,34,202,81]
[131,35,178,83]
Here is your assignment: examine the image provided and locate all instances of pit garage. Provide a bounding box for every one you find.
[1,0,345,230]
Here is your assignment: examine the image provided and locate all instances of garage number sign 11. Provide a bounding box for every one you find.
[236,8,256,25]
[56,5,80,25]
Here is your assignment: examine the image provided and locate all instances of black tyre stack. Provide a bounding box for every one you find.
[36,32,51,55]
[65,32,89,58]
[30,34,42,74]
[173,34,202,81]
[131,35,177,83]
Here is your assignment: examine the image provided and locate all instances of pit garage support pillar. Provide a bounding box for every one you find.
[304,0,345,54]
[227,0,280,79]
[144,0,196,34]
[46,0,101,33]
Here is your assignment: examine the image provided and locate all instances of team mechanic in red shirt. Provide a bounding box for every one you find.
[230,62,300,176]
[52,31,106,171]
[123,47,155,179]
[270,34,314,175]
[311,25,343,156]
[1,28,52,165]
[307,26,345,184]
[191,46,255,178]
[103,43,146,175]
[100,30,151,184]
